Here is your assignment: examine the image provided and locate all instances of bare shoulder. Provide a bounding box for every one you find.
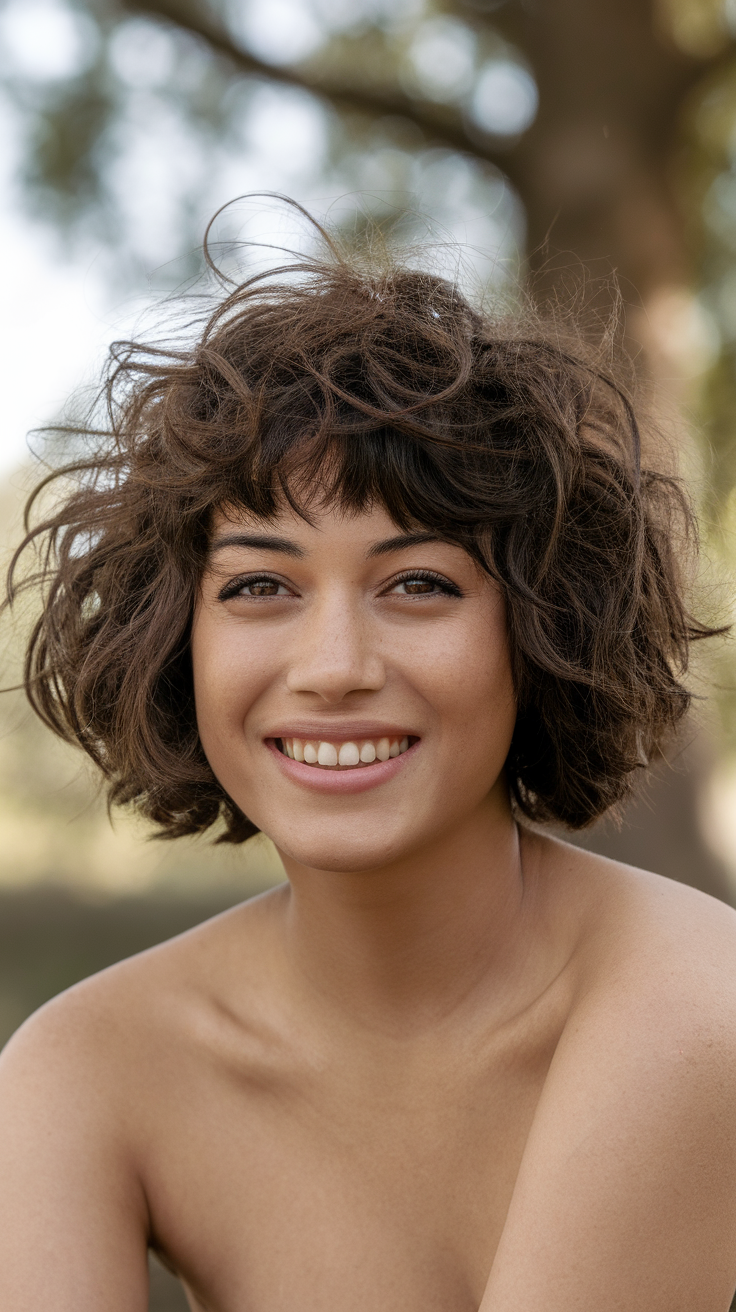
[529,828,736,1059]
[480,834,736,1310]
[0,882,288,1107]
[0,885,290,1310]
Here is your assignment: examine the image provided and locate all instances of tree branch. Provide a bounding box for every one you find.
[118,0,524,190]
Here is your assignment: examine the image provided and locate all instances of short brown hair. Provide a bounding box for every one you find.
[5,219,717,841]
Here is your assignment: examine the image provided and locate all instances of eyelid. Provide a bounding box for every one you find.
[382,568,463,597]
[215,567,463,602]
[216,571,296,601]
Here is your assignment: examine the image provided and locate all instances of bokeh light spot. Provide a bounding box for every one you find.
[243,84,327,177]
[108,18,177,90]
[407,18,477,101]
[0,0,98,81]
[235,0,324,66]
[470,60,538,137]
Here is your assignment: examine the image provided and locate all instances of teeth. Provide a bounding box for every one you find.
[280,736,412,769]
[317,742,338,767]
[338,742,360,766]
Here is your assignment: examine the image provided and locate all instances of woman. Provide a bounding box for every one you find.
[2,209,736,1312]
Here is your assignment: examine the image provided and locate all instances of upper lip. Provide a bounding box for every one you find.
[265,721,418,741]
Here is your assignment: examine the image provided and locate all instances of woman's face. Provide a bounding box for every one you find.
[191,500,517,873]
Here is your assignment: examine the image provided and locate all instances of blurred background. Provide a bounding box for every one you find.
[1,0,736,1305]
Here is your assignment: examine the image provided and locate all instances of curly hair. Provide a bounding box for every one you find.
[4,212,717,842]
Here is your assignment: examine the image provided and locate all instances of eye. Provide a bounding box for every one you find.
[386,570,463,598]
[218,574,293,601]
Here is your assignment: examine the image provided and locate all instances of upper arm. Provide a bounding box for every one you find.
[481,908,736,1311]
[0,993,151,1312]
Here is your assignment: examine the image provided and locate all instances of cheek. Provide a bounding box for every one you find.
[423,611,515,726]
[190,611,223,734]
[190,613,268,763]
[425,616,517,786]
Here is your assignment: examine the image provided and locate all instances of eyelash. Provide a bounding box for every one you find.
[386,569,463,598]
[217,574,288,601]
[217,569,463,601]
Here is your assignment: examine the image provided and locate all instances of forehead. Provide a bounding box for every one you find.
[204,501,488,576]
[209,500,400,543]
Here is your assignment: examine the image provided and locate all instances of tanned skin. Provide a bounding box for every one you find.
[2,502,736,1311]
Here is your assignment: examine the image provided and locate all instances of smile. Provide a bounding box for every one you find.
[279,736,412,768]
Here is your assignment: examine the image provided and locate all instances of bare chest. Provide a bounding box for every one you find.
[141,1014,559,1312]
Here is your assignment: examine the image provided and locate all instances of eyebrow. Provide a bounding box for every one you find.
[367,532,443,557]
[208,529,444,560]
[209,533,306,558]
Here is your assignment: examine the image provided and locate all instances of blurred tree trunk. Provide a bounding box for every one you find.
[488,1,733,899]
[493,0,706,299]
[572,733,731,902]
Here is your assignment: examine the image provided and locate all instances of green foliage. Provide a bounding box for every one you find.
[25,79,113,217]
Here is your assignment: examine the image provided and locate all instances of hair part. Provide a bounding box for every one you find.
[4,208,719,841]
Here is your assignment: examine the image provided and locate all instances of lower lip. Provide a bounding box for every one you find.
[265,739,418,794]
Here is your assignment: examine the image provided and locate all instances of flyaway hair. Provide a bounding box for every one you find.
[4,201,719,841]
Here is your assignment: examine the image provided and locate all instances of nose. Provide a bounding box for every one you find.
[285,591,386,703]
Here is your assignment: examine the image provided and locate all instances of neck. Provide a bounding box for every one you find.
[277,788,536,1033]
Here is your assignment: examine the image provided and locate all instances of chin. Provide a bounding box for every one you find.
[262,823,405,874]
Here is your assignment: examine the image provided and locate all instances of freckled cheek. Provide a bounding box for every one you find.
[417,632,516,765]
[191,628,276,752]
